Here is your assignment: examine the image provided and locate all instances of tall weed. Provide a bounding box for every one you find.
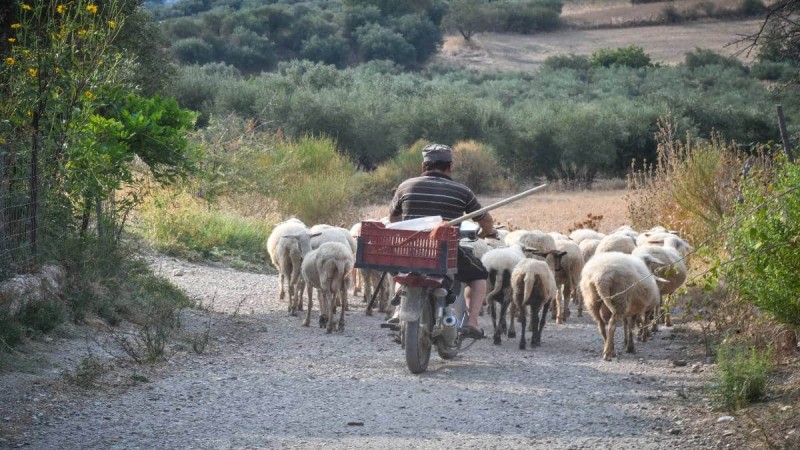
[626,117,744,245]
[452,140,512,194]
[714,343,771,410]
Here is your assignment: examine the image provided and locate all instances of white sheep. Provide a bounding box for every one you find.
[579,238,601,263]
[580,252,664,361]
[481,245,526,344]
[350,221,392,316]
[301,242,354,333]
[552,238,584,321]
[633,235,693,329]
[275,229,317,315]
[266,218,307,306]
[509,258,559,350]
[595,234,636,255]
[569,228,605,244]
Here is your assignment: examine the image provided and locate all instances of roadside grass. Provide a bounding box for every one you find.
[714,343,771,410]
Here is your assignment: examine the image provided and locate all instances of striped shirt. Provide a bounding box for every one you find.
[389,171,485,222]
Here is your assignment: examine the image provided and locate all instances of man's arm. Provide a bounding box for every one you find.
[476,212,497,238]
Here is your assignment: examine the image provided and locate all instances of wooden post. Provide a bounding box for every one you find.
[776,104,795,162]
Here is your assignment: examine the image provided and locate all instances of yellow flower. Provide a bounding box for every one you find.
[77,29,87,36]
[108,20,116,29]
[7,38,15,43]
[97,60,103,65]
[55,67,60,74]
[56,4,66,14]
[11,23,21,29]
[27,111,32,117]
[28,67,37,78]
[21,4,32,10]
[86,4,97,14]
[5,58,13,65]
[0,137,5,144]
[85,90,94,100]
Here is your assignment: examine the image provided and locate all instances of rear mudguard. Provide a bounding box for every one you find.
[399,286,425,322]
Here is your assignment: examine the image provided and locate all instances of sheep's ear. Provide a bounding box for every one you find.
[281,234,298,240]
[647,239,665,245]
[311,232,323,238]
[641,254,665,266]
[655,276,669,284]
[556,251,567,258]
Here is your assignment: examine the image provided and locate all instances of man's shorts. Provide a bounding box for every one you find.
[456,246,489,282]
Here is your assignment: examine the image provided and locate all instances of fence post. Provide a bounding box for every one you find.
[776,104,795,162]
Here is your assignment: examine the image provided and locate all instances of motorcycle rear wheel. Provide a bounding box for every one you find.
[404,299,433,374]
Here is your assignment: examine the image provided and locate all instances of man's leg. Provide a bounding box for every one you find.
[465,279,486,328]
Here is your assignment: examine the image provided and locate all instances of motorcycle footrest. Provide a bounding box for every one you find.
[380,323,400,331]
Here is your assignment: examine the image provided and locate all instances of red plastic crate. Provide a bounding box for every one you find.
[355,221,458,274]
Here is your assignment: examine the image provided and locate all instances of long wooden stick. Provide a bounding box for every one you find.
[447,184,548,226]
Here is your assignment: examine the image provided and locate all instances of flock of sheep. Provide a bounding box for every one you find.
[266,217,694,361]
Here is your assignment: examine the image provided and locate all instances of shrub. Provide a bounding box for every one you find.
[392,13,443,63]
[725,157,800,327]
[739,0,766,16]
[750,60,796,81]
[172,37,216,64]
[495,2,562,34]
[714,343,771,410]
[590,46,652,68]
[626,118,744,244]
[17,299,66,335]
[356,140,427,202]
[452,140,511,193]
[684,49,747,73]
[660,3,685,23]
[300,34,351,67]
[543,54,592,72]
[355,23,417,67]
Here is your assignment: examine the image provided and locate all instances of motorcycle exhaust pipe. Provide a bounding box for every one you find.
[442,314,458,328]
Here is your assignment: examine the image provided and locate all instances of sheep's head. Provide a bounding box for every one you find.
[521,247,567,271]
[282,231,322,260]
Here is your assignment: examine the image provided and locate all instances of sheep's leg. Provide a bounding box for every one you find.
[517,301,528,350]
[318,289,328,328]
[625,317,636,353]
[575,286,583,317]
[363,271,374,304]
[563,281,572,320]
[279,272,286,301]
[302,284,313,327]
[494,298,510,345]
[287,268,298,315]
[604,312,620,361]
[296,278,305,312]
[535,300,549,347]
[338,284,347,332]
[325,292,335,334]
[353,269,362,296]
[507,301,517,339]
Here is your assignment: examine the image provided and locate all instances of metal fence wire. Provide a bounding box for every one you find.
[0,135,46,281]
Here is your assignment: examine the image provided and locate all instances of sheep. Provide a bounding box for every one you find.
[632,235,693,329]
[350,221,393,316]
[551,238,584,321]
[635,226,681,247]
[275,229,317,315]
[579,238,601,263]
[301,242,354,333]
[569,228,605,244]
[481,245,526,344]
[266,218,308,306]
[509,258,559,350]
[311,226,356,254]
[481,244,566,345]
[611,225,639,242]
[595,234,636,255]
[580,252,664,361]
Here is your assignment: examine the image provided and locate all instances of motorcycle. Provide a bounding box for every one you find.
[356,220,479,374]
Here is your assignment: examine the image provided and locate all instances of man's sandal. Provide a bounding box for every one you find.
[459,324,485,340]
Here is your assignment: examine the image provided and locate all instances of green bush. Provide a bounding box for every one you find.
[543,54,592,72]
[301,34,351,67]
[739,0,766,16]
[590,46,652,68]
[452,140,511,193]
[357,140,427,202]
[750,60,796,81]
[355,23,417,67]
[172,37,216,64]
[684,49,747,73]
[714,343,771,410]
[495,2,562,33]
[725,158,800,327]
[17,300,66,335]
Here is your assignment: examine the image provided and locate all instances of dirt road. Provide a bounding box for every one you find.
[0,256,736,449]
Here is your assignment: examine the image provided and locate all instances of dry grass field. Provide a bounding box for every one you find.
[434,0,762,71]
[358,185,632,233]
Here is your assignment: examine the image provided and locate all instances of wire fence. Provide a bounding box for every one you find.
[0,135,50,282]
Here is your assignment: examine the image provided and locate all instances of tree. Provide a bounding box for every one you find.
[738,0,800,65]
[444,0,488,41]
